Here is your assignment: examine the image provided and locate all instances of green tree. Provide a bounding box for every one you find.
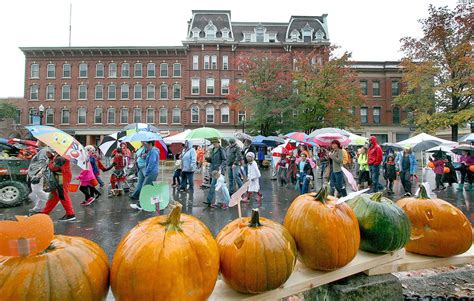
[396,4,473,141]
[0,102,18,119]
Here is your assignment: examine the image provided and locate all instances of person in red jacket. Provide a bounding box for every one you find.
[41,151,76,222]
[368,136,383,192]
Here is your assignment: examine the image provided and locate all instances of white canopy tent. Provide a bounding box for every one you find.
[397,133,456,147]
[347,133,368,146]
[163,130,209,146]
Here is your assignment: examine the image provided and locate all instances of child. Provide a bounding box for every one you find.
[86,145,104,188]
[383,155,396,195]
[277,154,289,186]
[442,155,457,187]
[211,170,229,209]
[76,162,100,206]
[243,152,263,206]
[430,152,446,192]
[287,156,298,185]
[172,153,182,187]
[104,148,126,196]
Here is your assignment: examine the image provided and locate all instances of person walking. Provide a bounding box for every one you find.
[328,140,347,197]
[86,146,105,188]
[383,155,397,195]
[180,140,197,192]
[318,148,329,180]
[226,138,243,194]
[129,143,147,201]
[242,152,263,206]
[41,151,75,222]
[368,136,383,192]
[242,138,256,177]
[104,148,126,196]
[172,152,182,187]
[130,141,160,210]
[430,151,446,192]
[442,155,457,187]
[457,150,474,191]
[357,146,370,189]
[211,170,230,209]
[395,146,417,196]
[204,138,227,206]
[297,153,314,194]
[277,153,289,186]
[76,162,100,206]
[27,143,50,213]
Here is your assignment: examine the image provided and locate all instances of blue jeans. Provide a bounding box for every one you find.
[369,165,382,192]
[206,177,217,204]
[228,165,243,194]
[180,171,194,191]
[299,173,311,194]
[95,175,105,187]
[130,167,145,199]
[330,171,347,197]
[143,172,158,186]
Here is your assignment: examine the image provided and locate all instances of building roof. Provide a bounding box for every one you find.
[351,61,402,71]
[20,46,187,57]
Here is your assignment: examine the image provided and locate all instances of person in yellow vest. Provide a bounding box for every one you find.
[342,147,351,169]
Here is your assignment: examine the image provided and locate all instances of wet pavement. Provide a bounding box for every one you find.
[1,165,472,261]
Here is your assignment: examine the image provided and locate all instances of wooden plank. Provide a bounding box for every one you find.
[364,244,474,276]
[209,249,405,301]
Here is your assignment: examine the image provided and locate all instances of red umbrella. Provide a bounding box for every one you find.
[285,132,308,142]
[314,133,351,147]
[153,140,169,160]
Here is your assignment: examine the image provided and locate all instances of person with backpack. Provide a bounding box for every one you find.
[226,138,243,194]
[180,140,197,192]
[204,138,227,206]
[130,141,160,210]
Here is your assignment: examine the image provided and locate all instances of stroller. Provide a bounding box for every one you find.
[122,164,138,193]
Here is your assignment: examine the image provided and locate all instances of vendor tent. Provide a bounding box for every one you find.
[397,133,456,147]
[163,130,208,145]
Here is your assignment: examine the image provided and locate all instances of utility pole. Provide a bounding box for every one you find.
[68,3,72,47]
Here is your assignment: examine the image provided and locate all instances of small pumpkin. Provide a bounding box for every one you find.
[0,216,109,301]
[284,186,360,270]
[111,202,219,301]
[397,184,472,257]
[216,208,297,294]
[347,192,411,253]
[469,165,474,172]
[444,167,450,174]
[427,161,435,169]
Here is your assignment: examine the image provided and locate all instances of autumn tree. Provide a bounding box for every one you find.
[395,4,473,141]
[292,48,364,131]
[0,102,19,119]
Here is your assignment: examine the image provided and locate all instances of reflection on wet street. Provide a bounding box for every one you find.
[1,166,472,261]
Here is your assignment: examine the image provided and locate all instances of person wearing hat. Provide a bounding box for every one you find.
[242,151,263,205]
[395,146,417,196]
[241,138,256,176]
[204,138,227,205]
[226,138,243,194]
[328,140,347,197]
[368,136,383,193]
[430,150,446,192]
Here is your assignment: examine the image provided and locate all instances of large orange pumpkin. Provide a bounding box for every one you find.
[216,208,297,294]
[397,184,472,257]
[0,215,109,301]
[111,202,219,301]
[284,186,360,270]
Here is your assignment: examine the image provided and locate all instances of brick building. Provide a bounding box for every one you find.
[20,10,410,145]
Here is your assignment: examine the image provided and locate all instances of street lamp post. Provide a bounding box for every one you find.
[38,104,44,125]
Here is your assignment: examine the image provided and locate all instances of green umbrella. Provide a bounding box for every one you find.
[186,127,223,139]
[139,182,170,212]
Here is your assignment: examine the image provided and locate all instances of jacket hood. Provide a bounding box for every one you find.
[369,136,378,146]
[184,140,193,150]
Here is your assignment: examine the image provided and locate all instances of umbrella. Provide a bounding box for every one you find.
[122,131,163,143]
[313,133,351,147]
[458,133,474,143]
[451,145,474,155]
[347,133,368,146]
[271,145,290,157]
[308,127,351,138]
[25,125,89,170]
[98,130,140,157]
[285,132,308,142]
[412,140,443,152]
[121,123,159,133]
[186,127,223,139]
[234,132,252,141]
[381,142,404,151]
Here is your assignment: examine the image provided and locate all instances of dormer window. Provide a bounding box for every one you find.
[204,21,217,40]
[302,23,314,43]
[290,29,299,42]
[315,29,325,41]
[221,27,230,39]
[269,33,277,43]
[191,27,201,39]
[255,25,266,43]
[243,33,251,42]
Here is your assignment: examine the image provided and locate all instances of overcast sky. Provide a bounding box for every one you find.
[0,0,453,98]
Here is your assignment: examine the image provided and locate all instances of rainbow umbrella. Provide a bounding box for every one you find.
[26,125,89,170]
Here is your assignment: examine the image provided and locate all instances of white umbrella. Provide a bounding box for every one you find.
[163,130,208,145]
[308,127,351,138]
[397,133,456,147]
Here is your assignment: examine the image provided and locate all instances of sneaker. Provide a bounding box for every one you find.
[95,192,102,199]
[84,197,96,206]
[210,204,220,208]
[130,203,143,211]
[28,208,42,213]
[403,192,412,197]
[440,186,446,191]
[221,204,228,209]
[203,201,211,206]
[80,200,87,206]
[179,188,186,192]
[58,215,76,222]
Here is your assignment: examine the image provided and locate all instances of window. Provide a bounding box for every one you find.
[120,108,128,124]
[107,108,115,124]
[62,64,71,78]
[134,63,142,77]
[391,80,400,96]
[108,84,116,100]
[172,84,181,99]
[160,84,168,99]
[31,64,39,78]
[221,79,229,95]
[222,29,230,39]
[392,107,400,124]
[146,108,155,124]
[244,33,251,42]
[133,108,141,123]
[372,81,380,96]
[206,106,215,123]
[46,85,55,100]
[78,85,87,100]
[373,107,381,124]
[256,27,264,42]
[211,55,217,69]
[96,63,104,77]
[45,108,54,125]
[94,108,103,124]
[108,63,117,78]
[95,85,104,100]
[77,108,86,124]
[61,109,70,124]
[238,111,246,123]
[222,55,229,70]
[134,84,142,100]
[121,84,129,99]
[47,64,55,78]
[191,106,199,123]
[30,85,39,100]
[147,63,155,77]
[221,105,229,123]
[204,55,210,69]
[360,80,368,95]
[191,78,199,94]
[79,63,88,78]
[206,78,215,94]
[396,133,409,142]
[160,63,168,77]
[360,107,368,124]
[173,63,181,77]
[146,84,155,99]
[172,108,181,124]
[371,134,388,144]
[61,85,71,100]
[121,63,130,77]
[193,55,199,70]
[28,109,37,124]
[205,21,216,39]
[269,33,277,43]
[159,108,168,124]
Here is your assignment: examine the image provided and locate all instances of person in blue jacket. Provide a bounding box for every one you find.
[129,142,147,201]
[395,146,417,196]
[179,140,197,192]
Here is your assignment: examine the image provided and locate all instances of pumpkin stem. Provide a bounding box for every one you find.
[162,201,183,232]
[248,208,262,228]
[417,184,431,199]
[314,185,330,204]
[370,192,383,202]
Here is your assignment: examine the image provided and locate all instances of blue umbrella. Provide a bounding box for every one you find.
[122,131,163,142]
[252,135,284,147]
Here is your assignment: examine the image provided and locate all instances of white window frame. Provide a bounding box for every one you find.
[133,84,142,100]
[211,55,217,69]
[221,79,229,95]
[96,63,105,78]
[222,55,229,70]
[160,84,168,99]
[94,108,103,124]
[95,84,104,100]
[146,108,155,124]
[62,64,71,78]
[120,108,128,124]
[61,109,70,124]
[107,108,116,124]
[160,63,168,77]
[206,78,215,94]
[172,84,181,100]
[193,55,199,70]
[45,108,54,125]
[79,63,88,78]
[46,85,55,100]
[121,84,129,99]
[172,108,181,124]
[238,111,246,123]
[159,108,168,124]
[204,55,210,69]
[134,63,143,77]
[221,105,229,123]
[108,63,117,78]
[146,84,155,100]
[46,64,55,78]
[61,85,71,100]
[206,106,215,123]
[191,106,199,123]
[77,108,87,124]
[133,108,141,123]
[108,84,116,100]
[30,85,39,100]
[191,78,200,95]
[360,107,368,124]
[173,63,181,77]
[78,85,87,100]
[31,63,39,79]
[373,107,381,124]
[147,63,155,77]
[121,63,130,78]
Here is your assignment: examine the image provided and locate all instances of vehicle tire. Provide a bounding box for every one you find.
[0,181,29,207]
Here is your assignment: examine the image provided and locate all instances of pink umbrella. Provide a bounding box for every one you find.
[271,145,290,157]
[285,132,308,142]
[314,133,351,147]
